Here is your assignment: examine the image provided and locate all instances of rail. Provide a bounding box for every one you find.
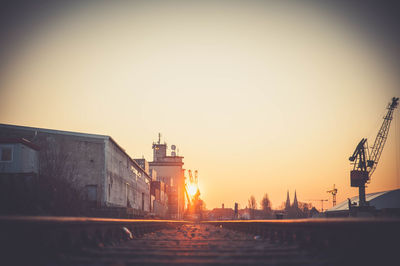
[0,216,188,263]
[1,217,399,264]
[204,218,400,263]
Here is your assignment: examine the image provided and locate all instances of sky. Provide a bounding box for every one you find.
[0,1,399,210]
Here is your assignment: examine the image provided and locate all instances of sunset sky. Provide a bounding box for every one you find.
[0,1,399,210]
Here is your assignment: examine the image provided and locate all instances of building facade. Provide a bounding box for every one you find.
[150,180,168,217]
[149,140,185,219]
[0,123,151,216]
[0,138,41,214]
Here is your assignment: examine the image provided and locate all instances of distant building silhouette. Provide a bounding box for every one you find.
[285,190,291,210]
[208,206,235,220]
[283,190,310,219]
[293,190,298,209]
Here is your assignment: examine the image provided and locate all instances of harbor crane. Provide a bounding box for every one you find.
[349,97,399,208]
[327,184,338,207]
[185,170,199,207]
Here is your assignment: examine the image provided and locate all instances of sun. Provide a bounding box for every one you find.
[187,183,198,198]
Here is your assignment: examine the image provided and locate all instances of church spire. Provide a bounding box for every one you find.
[285,190,291,210]
[293,190,299,209]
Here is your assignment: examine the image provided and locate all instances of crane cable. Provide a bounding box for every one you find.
[366,107,387,142]
[364,108,387,183]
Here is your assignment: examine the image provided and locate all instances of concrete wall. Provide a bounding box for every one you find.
[149,164,185,219]
[0,124,152,215]
[20,144,39,173]
[134,159,149,175]
[35,133,106,206]
[0,124,106,207]
[105,140,151,212]
[153,200,168,217]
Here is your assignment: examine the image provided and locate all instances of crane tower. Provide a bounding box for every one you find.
[327,184,338,207]
[349,97,399,207]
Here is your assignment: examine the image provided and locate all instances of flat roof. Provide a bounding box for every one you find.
[0,138,40,150]
[0,123,108,140]
[0,123,152,180]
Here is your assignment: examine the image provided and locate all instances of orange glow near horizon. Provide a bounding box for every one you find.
[0,1,399,210]
[187,184,199,199]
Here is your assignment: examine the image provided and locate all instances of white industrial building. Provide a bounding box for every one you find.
[0,123,151,216]
[149,138,185,219]
[325,188,400,217]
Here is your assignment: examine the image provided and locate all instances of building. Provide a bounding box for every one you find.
[285,190,291,210]
[282,190,309,219]
[0,138,40,214]
[149,137,185,219]
[0,138,39,174]
[134,158,150,175]
[208,204,235,220]
[326,189,400,217]
[0,123,152,216]
[150,180,168,217]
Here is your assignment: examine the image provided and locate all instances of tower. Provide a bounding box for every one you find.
[293,190,299,209]
[285,190,291,210]
[149,134,185,219]
[152,133,167,162]
[327,184,338,207]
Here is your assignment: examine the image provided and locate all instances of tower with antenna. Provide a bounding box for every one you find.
[152,133,167,162]
[149,133,185,219]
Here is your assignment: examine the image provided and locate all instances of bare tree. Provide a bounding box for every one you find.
[248,195,257,219]
[248,195,257,210]
[261,193,272,216]
[35,138,85,215]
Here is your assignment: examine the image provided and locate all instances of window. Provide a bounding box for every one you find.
[86,185,97,201]
[0,147,13,162]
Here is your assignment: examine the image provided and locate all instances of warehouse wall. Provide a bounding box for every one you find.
[105,140,151,211]
[0,124,106,207]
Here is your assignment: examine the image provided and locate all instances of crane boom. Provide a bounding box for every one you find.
[368,97,399,176]
[349,97,398,207]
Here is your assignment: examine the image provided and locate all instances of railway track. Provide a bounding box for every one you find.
[0,216,399,265]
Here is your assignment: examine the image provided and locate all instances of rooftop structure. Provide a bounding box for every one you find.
[149,134,184,219]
